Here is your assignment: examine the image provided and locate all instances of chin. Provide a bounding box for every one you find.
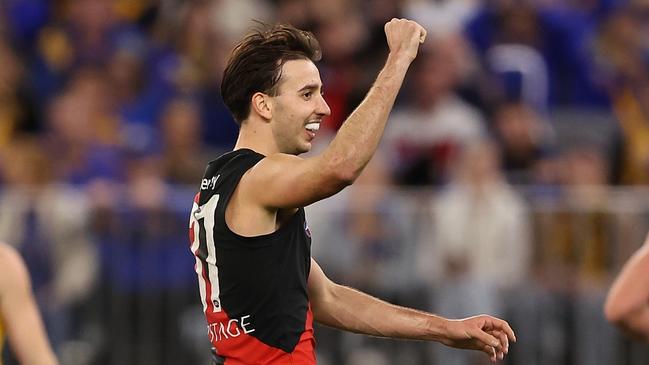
[294,142,312,155]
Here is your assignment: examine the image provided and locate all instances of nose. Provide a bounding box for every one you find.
[316,94,331,117]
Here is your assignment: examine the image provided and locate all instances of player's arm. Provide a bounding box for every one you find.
[0,244,59,365]
[604,236,649,342]
[307,259,515,363]
[244,19,427,209]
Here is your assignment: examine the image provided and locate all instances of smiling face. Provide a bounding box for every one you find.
[268,59,331,155]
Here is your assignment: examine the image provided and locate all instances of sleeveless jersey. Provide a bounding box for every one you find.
[189,149,316,365]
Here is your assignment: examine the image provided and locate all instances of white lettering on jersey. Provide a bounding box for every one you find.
[207,315,256,343]
[201,175,220,190]
[190,193,222,313]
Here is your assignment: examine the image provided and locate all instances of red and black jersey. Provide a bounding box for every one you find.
[189,149,316,365]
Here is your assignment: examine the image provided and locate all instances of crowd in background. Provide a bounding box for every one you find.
[2,0,649,364]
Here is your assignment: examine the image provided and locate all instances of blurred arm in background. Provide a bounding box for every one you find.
[604,234,649,342]
[0,243,58,365]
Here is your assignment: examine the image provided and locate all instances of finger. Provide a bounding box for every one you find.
[384,18,397,33]
[489,329,509,354]
[419,27,427,44]
[485,317,517,343]
[487,329,508,360]
[482,345,497,363]
[471,328,501,350]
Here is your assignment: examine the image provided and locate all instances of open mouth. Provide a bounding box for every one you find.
[305,122,320,139]
[305,122,320,132]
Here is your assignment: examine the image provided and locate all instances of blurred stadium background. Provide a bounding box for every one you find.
[1,0,649,364]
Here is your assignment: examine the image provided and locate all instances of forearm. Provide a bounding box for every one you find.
[7,305,59,365]
[605,244,649,341]
[308,258,514,362]
[615,306,649,342]
[320,54,411,181]
[313,283,448,342]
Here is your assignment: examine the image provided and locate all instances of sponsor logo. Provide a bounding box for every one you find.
[207,315,256,343]
[201,175,220,190]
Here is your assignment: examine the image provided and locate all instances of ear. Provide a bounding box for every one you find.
[251,92,273,120]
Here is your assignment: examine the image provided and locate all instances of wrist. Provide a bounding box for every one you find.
[425,315,451,343]
[385,52,414,72]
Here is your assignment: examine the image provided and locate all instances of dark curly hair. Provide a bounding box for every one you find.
[221,23,322,124]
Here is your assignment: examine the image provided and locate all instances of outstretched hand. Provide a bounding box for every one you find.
[441,315,516,363]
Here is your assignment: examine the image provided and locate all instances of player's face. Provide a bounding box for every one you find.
[269,59,331,155]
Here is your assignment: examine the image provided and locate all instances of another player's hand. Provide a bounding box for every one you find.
[440,315,516,363]
[384,18,426,62]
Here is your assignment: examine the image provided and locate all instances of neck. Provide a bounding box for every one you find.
[233,117,279,156]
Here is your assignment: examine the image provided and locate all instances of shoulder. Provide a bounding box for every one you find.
[250,153,302,171]
[241,152,303,178]
[235,153,313,210]
[206,149,268,178]
[236,153,300,193]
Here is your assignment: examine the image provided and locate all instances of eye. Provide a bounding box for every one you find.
[303,91,312,100]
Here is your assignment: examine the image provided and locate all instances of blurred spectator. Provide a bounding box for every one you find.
[212,0,274,43]
[535,146,612,288]
[465,0,609,107]
[159,98,212,185]
[417,139,531,365]
[338,153,418,295]
[548,107,622,185]
[492,102,557,185]
[486,42,550,112]
[276,0,313,29]
[1,0,50,49]
[106,31,155,123]
[0,38,40,144]
[562,147,612,282]
[313,0,369,132]
[151,0,240,150]
[44,69,125,185]
[310,150,418,294]
[418,140,531,290]
[533,145,618,365]
[64,0,120,64]
[383,35,486,186]
[309,152,421,365]
[30,24,75,104]
[91,152,198,365]
[404,0,479,38]
[0,136,56,300]
[0,135,98,361]
[595,4,649,185]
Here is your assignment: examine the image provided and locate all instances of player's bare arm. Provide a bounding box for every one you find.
[0,244,59,365]
[307,259,515,363]
[605,236,649,342]
[239,19,427,211]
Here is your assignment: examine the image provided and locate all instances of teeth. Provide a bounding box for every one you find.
[305,122,320,132]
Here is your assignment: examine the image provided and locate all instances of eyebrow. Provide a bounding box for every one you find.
[297,83,322,92]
